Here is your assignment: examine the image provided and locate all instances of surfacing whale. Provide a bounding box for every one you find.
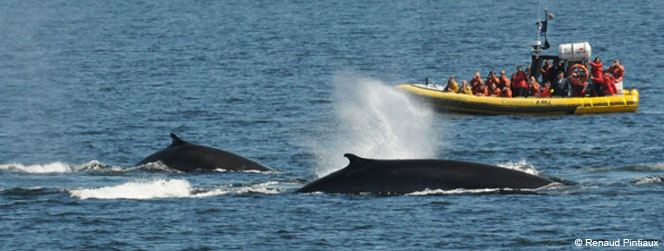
[297,154,553,194]
[137,133,271,172]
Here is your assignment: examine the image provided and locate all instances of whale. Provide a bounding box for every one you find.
[137,133,271,172]
[297,154,553,194]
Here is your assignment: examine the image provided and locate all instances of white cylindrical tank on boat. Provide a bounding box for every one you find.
[558,42,592,61]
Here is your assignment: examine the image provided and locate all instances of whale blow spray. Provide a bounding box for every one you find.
[314,74,439,177]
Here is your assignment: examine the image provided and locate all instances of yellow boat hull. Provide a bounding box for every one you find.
[396,84,639,115]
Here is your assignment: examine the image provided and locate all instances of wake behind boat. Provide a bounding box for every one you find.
[397,9,639,115]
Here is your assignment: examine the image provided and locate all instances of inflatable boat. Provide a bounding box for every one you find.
[396,9,639,115]
[396,83,638,115]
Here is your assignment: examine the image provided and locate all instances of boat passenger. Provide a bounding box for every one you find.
[458,80,473,95]
[500,86,512,98]
[474,83,488,96]
[485,71,499,90]
[487,83,501,97]
[525,66,532,80]
[498,70,511,90]
[444,76,459,93]
[527,76,540,97]
[512,66,528,97]
[609,59,624,83]
[470,72,485,95]
[602,71,618,96]
[609,59,624,94]
[539,81,553,98]
[552,61,565,80]
[589,57,604,96]
[552,71,570,97]
[541,60,552,82]
[568,73,586,97]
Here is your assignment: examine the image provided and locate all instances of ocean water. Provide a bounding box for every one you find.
[1,0,663,250]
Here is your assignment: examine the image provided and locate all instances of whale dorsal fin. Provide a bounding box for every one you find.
[170,133,187,146]
[344,153,371,169]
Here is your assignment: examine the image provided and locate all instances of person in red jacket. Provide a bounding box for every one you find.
[539,81,552,98]
[512,66,528,97]
[602,72,617,96]
[498,70,511,90]
[589,57,604,96]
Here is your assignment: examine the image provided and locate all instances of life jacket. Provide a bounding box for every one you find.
[589,62,603,78]
[469,77,483,88]
[485,76,499,89]
[459,85,473,95]
[568,78,586,97]
[539,87,552,98]
[500,88,512,98]
[513,72,527,88]
[487,86,501,97]
[474,86,488,96]
[527,82,540,97]
[609,65,624,82]
[498,76,511,89]
[446,80,459,93]
[602,75,617,95]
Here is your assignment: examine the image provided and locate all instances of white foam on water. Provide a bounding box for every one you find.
[313,74,438,177]
[0,162,72,173]
[633,175,663,185]
[0,160,114,174]
[69,179,193,200]
[496,159,540,176]
[192,181,283,198]
[69,180,285,200]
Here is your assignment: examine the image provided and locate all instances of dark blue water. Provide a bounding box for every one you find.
[2,0,663,250]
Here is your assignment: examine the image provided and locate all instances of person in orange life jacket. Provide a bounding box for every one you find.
[444,76,459,93]
[498,70,511,90]
[512,66,528,97]
[609,59,624,82]
[568,73,586,97]
[526,76,540,97]
[474,83,488,96]
[500,86,512,98]
[459,80,473,95]
[485,71,499,90]
[541,60,552,82]
[602,71,618,96]
[487,82,501,97]
[539,81,553,98]
[470,72,484,95]
[552,71,570,97]
[589,57,604,96]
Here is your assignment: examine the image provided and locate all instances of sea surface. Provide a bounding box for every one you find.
[1,0,663,250]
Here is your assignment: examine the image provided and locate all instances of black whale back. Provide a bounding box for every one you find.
[297,154,552,194]
[138,133,270,172]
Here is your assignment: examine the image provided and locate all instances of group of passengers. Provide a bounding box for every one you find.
[442,57,624,98]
